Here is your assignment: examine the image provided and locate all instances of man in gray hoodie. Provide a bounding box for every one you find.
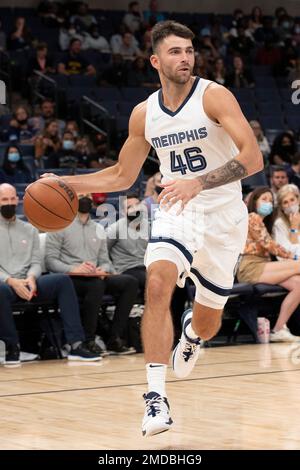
[0,183,101,364]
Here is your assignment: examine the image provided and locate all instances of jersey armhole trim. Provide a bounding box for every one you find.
[202,82,222,128]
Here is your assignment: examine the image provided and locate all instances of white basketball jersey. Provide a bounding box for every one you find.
[145,77,243,212]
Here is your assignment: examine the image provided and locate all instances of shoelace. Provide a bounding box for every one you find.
[181,340,199,362]
[144,395,165,417]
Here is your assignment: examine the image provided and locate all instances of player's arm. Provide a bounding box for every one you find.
[196,84,263,189]
[43,102,150,194]
[159,84,264,209]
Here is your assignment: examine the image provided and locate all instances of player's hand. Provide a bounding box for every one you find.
[157,179,202,214]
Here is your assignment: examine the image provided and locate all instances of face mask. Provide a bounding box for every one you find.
[155,185,163,195]
[283,21,290,29]
[0,204,16,219]
[8,152,20,163]
[78,197,92,214]
[283,204,299,215]
[63,140,74,150]
[127,211,141,222]
[257,202,273,217]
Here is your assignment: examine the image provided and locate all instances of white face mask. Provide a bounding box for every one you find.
[283,203,299,215]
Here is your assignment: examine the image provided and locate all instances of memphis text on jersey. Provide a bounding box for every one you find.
[151,127,208,149]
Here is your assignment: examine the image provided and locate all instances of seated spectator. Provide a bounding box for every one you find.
[193,53,211,80]
[34,120,62,163]
[249,120,270,163]
[127,56,159,87]
[46,130,82,169]
[75,135,96,168]
[45,193,139,354]
[226,55,254,88]
[59,21,85,51]
[70,2,97,31]
[112,31,142,61]
[0,183,101,364]
[229,23,255,58]
[101,54,128,87]
[0,145,32,184]
[270,132,297,166]
[65,120,80,138]
[82,24,111,53]
[8,16,33,51]
[237,186,300,342]
[144,0,165,28]
[249,6,263,33]
[57,38,96,75]
[287,153,300,189]
[273,184,300,259]
[7,106,37,144]
[270,166,289,201]
[210,57,227,85]
[29,99,65,136]
[122,1,144,35]
[28,42,55,76]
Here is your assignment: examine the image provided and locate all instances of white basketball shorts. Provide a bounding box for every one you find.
[144,201,248,309]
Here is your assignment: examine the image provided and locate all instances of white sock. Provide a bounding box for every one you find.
[185,323,200,340]
[146,363,167,397]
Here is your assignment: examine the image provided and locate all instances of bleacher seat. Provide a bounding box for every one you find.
[242,170,268,189]
[121,87,149,103]
[260,115,286,130]
[257,101,282,115]
[255,88,280,102]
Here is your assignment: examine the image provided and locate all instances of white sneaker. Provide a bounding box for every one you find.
[270,325,300,343]
[172,309,202,378]
[142,391,173,437]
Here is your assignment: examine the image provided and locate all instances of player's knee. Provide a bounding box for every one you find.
[146,273,172,305]
[193,310,222,340]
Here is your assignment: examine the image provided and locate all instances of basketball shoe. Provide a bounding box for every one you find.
[172,308,202,378]
[142,391,173,437]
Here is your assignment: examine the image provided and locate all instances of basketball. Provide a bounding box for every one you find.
[23,178,78,232]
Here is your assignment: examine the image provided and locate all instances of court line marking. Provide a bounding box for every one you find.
[0,367,299,398]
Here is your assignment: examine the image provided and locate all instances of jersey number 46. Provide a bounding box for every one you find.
[170,146,207,175]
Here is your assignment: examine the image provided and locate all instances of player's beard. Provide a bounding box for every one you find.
[161,65,192,85]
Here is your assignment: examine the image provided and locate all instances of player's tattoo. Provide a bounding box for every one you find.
[197,159,248,190]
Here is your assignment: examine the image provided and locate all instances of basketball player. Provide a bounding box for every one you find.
[42,21,263,436]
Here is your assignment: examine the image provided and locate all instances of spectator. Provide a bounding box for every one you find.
[101,54,128,87]
[249,6,263,33]
[29,99,65,136]
[46,130,81,169]
[122,1,144,35]
[226,55,254,88]
[270,166,289,200]
[287,153,300,189]
[28,42,55,75]
[75,135,96,168]
[127,56,159,87]
[7,106,37,144]
[111,31,142,61]
[144,0,165,28]
[70,2,97,31]
[0,183,101,364]
[143,171,162,216]
[211,57,227,85]
[82,24,111,53]
[8,17,33,51]
[34,120,61,162]
[45,193,139,354]
[237,186,300,342]
[65,120,80,138]
[270,132,297,165]
[0,145,32,184]
[59,21,85,51]
[273,184,300,259]
[249,120,270,162]
[57,38,96,75]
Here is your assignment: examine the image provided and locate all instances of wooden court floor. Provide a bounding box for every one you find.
[1,343,300,450]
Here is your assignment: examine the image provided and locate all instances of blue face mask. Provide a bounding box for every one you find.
[257,202,273,217]
[8,152,20,163]
[63,140,74,150]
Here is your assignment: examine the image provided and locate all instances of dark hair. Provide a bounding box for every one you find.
[270,165,288,176]
[151,20,194,52]
[247,186,274,233]
[126,192,140,201]
[2,144,29,175]
[291,152,300,166]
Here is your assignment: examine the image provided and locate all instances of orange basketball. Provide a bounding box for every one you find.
[23,178,78,232]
